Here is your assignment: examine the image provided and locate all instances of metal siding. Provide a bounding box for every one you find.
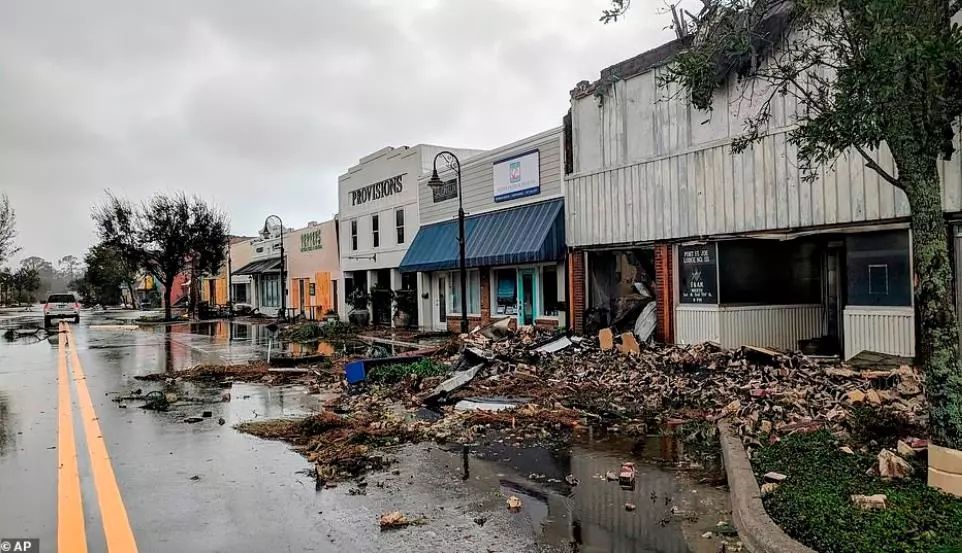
[719,305,824,350]
[419,130,563,226]
[675,306,721,345]
[843,307,915,359]
[564,131,962,247]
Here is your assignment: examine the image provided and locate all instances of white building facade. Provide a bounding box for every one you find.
[400,128,567,332]
[337,144,481,326]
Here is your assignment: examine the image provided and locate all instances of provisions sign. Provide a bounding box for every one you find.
[493,150,540,202]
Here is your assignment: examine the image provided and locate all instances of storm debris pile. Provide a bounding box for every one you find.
[135,361,317,385]
[449,330,927,445]
[237,409,427,483]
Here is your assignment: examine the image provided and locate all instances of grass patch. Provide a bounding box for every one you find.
[753,431,962,553]
[367,359,448,384]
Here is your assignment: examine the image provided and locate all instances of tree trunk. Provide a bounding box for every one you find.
[163,278,173,321]
[900,153,962,450]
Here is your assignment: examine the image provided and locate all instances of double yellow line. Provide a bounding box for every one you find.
[57,322,139,553]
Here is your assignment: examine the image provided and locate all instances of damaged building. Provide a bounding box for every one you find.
[563,38,962,359]
[400,128,567,332]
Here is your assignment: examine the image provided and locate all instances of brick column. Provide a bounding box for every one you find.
[479,268,491,326]
[654,243,675,343]
[569,249,586,334]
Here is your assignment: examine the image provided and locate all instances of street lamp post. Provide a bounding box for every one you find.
[426,151,467,334]
[263,215,286,321]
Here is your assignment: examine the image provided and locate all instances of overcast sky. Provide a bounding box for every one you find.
[0,0,677,266]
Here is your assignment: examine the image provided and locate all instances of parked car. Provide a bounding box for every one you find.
[44,293,80,326]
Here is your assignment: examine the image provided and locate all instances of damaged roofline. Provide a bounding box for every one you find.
[570,37,691,100]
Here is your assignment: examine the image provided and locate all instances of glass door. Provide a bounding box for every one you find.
[437,276,447,326]
[517,269,537,326]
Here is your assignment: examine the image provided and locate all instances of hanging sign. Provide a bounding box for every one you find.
[679,243,718,304]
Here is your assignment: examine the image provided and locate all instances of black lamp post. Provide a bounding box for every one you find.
[427,151,467,333]
[263,214,286,321]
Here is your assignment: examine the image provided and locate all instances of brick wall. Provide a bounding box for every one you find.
[569,250,586,334]
[654,243,674,343]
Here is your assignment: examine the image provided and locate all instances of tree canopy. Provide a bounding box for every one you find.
[0,193,20,266]
[94,192,229,320]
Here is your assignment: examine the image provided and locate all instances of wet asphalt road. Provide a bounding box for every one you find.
[0,311,731,553]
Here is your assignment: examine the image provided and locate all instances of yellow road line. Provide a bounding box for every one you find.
[57,323,88,553]
[65,325,139,553]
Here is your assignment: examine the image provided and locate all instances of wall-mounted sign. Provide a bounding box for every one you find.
[432,178,458,203]
[300,228,323,252]
[493,150,540,203]
[350,174,404,206]
[679,243,718,304]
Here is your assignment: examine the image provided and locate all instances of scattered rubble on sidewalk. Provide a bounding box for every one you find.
[877,448,914,479]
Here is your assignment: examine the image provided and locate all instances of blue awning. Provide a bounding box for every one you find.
[399,198,565,273]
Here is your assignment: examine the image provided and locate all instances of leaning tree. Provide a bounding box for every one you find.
[95,193,229,321]
[604,0,962,450]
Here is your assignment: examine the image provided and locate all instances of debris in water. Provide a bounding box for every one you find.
[506,496,523,512]
[625,502,636,511]
[378,511,423,530]
[619,462,636,489]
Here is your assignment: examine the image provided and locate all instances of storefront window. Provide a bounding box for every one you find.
[259,274,281,308]
[449,270,480,314]
[717,239,821,305]
[372,214,380,248]
[846,230,911,306]
[494,269,517,316]
[541,266,560,316]
[232,283,248,304]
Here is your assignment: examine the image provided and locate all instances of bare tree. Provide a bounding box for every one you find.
[0,194,20,265]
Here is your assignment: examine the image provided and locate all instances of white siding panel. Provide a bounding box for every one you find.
[719,305,824,350]
[843,307,915,360]
[564,127,962,247]
[676,306,721,345]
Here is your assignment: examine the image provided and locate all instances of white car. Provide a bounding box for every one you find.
[44,293,80,326]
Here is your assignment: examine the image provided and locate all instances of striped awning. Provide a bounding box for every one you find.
[399,198,565,273]
[233,258,281,275]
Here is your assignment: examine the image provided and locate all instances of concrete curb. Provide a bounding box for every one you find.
[718,421,817,553]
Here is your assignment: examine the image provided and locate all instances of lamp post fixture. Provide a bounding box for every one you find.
[427,151,467,333]
[262,214,286,321]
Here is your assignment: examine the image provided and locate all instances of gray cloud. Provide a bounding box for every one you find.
[0,0,675,266]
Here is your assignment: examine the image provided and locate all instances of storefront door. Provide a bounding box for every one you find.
[518,269,537,326]
[437,276,447,329]
[298,279,306,312]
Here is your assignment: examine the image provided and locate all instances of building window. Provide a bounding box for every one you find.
[372,214,380,248]
[846,230,911,306]
[396,208,405,244]
[309,282,316,296]
[494,268,517,316]
[350,220,358,251]
[541,266,561,316]
[232,283,248,304]
[449,270,480,315]
[259,274,281,308]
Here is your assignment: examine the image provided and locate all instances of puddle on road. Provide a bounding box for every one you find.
[455,430,733,553]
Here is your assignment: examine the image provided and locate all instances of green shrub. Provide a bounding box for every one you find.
[367,359,447,384]
[753,431,962,553]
